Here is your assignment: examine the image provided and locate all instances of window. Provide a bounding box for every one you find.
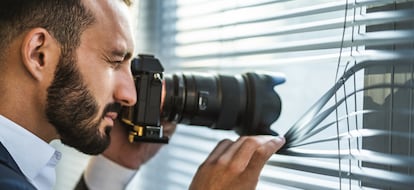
[132,0,414,189]
[53,0,414,189]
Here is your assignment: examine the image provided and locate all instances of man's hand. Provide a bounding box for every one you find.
[102,81,175,169]
[102,119,176,169]
[189,135,285,190]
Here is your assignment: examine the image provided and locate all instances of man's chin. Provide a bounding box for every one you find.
[79,140,110,155]
[61,134,110,155]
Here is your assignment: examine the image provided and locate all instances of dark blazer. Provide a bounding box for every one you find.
[0,142,36,190]
[0,141,90,190]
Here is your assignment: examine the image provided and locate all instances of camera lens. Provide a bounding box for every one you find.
[161,72,282,136]
[122,55,284,143]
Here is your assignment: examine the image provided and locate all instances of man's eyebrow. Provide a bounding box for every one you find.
[111,50,133,60]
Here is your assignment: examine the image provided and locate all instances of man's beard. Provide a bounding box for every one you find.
[45,53,121,155]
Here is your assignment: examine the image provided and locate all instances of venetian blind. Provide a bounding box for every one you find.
[133,0,414,189]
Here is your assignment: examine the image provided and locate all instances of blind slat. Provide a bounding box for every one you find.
[174,10,414,45]
[267,156,414,189]
[164,0,406,31]
[134,0,414,189]
[172,30,414,61]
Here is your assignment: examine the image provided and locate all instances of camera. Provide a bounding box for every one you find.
[120,54,285,143]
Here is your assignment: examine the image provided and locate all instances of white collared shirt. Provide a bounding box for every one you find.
[0,115,61,190]
[0,115,138,190]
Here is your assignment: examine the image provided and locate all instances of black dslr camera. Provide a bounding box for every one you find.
[120,54,285,143]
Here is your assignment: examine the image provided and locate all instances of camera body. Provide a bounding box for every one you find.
[121,54,169,143]
[121,54,285,143]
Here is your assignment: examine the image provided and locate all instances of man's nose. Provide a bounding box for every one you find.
[114,72,137,107]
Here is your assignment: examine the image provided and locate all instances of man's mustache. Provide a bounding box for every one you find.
[103,102,122,116]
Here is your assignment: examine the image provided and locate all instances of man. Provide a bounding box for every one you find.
[0,0,285,189]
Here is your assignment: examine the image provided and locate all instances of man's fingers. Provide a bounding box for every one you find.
[225,136,271,171]
[244,136,285,178]
[192,136,286,190]
[204,139,234,163]
[207,136,285,173]
[211,136,250,167]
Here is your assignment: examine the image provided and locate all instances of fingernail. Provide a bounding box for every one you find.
[273,136,285,143]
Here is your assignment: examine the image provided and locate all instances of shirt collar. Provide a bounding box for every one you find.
[0,115,59,182]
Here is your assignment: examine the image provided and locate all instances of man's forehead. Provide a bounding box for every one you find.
[82,0,126,19]
[85,0,132,31]
[81,0,134,52]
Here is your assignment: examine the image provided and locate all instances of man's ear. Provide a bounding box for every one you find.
[21,28,60,81]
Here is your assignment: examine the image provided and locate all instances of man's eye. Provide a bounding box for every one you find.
[110,61,122,68]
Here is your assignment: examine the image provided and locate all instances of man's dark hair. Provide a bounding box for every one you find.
[0,0,96,59]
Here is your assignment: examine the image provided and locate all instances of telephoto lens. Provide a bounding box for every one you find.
[161,72,285,136]
[121,54,285,143]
